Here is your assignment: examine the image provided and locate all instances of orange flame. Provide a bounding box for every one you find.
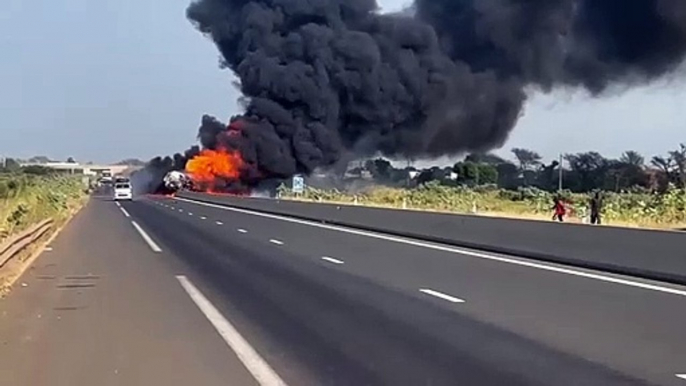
[185,148,244,191]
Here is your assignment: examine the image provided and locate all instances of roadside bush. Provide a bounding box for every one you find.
[0,175,86,241]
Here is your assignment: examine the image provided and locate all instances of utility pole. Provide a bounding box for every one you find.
[558,153,563,192]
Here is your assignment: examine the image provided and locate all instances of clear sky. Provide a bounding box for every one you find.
[1,0,685,164]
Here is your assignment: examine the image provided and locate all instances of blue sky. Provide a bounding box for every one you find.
[1,0,685,164]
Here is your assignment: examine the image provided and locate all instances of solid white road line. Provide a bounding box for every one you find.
[175,197,686,298]
[321,256,344,265]
[238,228,248,233]
[120,207,131,218]
[216,221,224,225]
[131,221,162,253]
[419,289,465,303]
[677,374,686,380]
[269,239,284,245]
[176,276,288,386]
[115,202,121,207]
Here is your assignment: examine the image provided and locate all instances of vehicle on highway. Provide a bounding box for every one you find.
[163,170,192,192]
[100,170,113,184]
[113,182,133,201]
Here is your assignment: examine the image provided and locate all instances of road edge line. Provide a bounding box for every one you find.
[175,275,288,386]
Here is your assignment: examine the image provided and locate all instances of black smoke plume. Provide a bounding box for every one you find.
[142,0,686,192]
[415,0,686,92]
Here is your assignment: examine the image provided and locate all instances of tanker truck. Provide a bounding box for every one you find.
[163,170,192,192]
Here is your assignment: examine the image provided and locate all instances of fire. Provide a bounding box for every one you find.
[185,148,244,191]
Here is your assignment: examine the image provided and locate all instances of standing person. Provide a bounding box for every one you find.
[552,196,566,222]
[590,191,603,225]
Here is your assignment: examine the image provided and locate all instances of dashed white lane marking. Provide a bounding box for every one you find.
[419,289,465,303]
[176,275,288,386]
[188,212,194,216]
[176,198,686,298]
[44,247,54,252]
[120,207,131,218]
[178,209,184,213]
[200,216,207,220]
[321,257,344,265]
[131,221,162,253]
[238,228,248,233]
[216,221,224,225]
[269,239,284,245]
[677,374,686,380]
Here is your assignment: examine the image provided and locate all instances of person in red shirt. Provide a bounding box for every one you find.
[552,196,566,222]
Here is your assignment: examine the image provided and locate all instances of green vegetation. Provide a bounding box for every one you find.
[279,183,686,228]
[0,172,87,242]
[280,143,686,228]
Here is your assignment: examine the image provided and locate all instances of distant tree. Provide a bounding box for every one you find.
[364,158,393,181]
[453,162,498,185]
[619,151,644,167]
[511,148,542,186]
[564,152,609,192]
[608,151,649,190]
[496,162,520,189]
[66,157,76,163]
[477,164,498,184]
[651,156,674,175]
[465,153,506,165]
[668,144,686,188]
[373,159,392,180]
[535,160,561,191]
[511,148,542,171]
[453,162,478,185]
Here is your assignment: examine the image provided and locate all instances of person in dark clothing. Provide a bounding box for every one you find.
[552,196,566,222]
[590,192,602,225]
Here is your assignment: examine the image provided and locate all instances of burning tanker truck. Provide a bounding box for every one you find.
[163,170,193,193]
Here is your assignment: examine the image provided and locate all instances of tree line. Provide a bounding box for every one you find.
[355,144,686,193]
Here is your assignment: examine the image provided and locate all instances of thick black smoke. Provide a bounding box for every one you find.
[186,0,526,180]
[183,0,686,183]
[415,0,686,92]
[143,0,686,192]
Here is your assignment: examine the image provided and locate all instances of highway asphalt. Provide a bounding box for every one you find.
[1,194,685,385]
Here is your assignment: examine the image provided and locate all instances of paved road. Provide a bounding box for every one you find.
[1,195,686,385]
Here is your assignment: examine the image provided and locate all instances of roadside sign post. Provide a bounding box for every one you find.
[292,175,305,196]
